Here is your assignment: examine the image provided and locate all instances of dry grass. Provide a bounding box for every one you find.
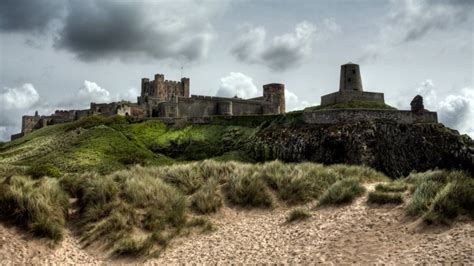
[0,175,69,242]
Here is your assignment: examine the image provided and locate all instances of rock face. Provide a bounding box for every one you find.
[410,95,425,115]
[247,121,474,178]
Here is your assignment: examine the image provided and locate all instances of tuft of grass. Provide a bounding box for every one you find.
[225,167,273,208]
[69,168,187,254]
[191,179,222,214]
[404,170,474,224]
[318,179,366,206]
[286,207,311,223]
[187,217,216,233]
[375,182,407,193]
[367,191,403,205]
[27,163,62,179]
[404,171,449,216]
[0,175,69,242]
[422,175,474,224]
[113,237,154,257]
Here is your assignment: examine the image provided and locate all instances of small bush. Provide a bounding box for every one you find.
[0,176,69,242]
[367,191,403,205]
[375,182,407,193]
[286,208,311,222]
[191,180,222,214]
[226,168,273,208]
[318,179,366,206]
[27,163,61,179]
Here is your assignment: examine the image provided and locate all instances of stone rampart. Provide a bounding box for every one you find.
[321,91,385,106]
[303,109,438,124]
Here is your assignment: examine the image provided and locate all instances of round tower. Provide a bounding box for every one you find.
[339,63,363,92]
[263,83,285,114]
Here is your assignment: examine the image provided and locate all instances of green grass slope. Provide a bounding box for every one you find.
[0,116,261,175]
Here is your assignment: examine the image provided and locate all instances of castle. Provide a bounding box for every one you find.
[10,63,438,141]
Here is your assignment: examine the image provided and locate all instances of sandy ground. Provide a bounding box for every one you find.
[1,184,473,264]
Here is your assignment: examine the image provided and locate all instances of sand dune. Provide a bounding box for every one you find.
[1,184,473,264]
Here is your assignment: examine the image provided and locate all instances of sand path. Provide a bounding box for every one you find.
[1,183,473,264]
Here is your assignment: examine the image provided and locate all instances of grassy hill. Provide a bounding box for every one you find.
[0,114,472,258]
[0,115,262,176]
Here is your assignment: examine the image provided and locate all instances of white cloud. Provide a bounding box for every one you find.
[78,80,112,104]
[0,83,41,141]
[0,83,39,110]
[231,19,339,71]
[285,89,312,111]
[415,80,474,137]
[216,72,259,99]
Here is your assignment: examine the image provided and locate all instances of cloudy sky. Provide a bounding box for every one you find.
[0,0,473,141]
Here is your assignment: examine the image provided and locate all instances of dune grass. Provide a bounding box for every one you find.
[404,170,474,224]
[0,175,69,242]
[318,179,366,206]
[287,207,311,223]
[367,191,403,205]
[1,159,470,257]
[225,166,274,208]
[375,182,407,193]
[191,179,223,214]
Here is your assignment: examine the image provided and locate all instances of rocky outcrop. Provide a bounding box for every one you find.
[247,121,474,178]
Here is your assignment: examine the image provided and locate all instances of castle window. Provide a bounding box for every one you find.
[348,78,351,83]
[353,70,356,74]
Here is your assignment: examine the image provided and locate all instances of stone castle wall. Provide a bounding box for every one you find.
[321,91,385,106]
[303,109,438,125]
[155,95,278,118]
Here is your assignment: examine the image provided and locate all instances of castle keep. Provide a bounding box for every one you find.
[11,63,438,141]
[320,63,385,105]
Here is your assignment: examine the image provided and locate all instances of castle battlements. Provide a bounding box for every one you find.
[10,63,438,141]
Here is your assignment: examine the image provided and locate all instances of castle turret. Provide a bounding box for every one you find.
[263,83,285,114]
[181,77,190,97]
[339,63,363,92]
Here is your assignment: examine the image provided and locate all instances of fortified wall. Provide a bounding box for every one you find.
[11,64,439,141]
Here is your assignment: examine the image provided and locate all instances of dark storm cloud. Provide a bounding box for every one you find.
[0,0,64,33]
[231,22,318,71]
[54,0,216,62]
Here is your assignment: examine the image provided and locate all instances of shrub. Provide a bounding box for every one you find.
[191,179,222,214]
[0,176,69,242]
[27,163,61,179]
[375,182,407,193]
[226,168,273,208]
[318,179,366,206]
[367,191,403,205]
[286,208,311,222]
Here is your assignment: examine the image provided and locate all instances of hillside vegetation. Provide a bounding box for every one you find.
[1,114,472,178]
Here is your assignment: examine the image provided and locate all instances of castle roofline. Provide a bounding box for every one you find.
[343,62,358,65]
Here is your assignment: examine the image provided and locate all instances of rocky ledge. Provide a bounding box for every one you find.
[248,121,474,178]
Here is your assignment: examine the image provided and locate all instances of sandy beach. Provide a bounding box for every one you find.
[1,184,473,264]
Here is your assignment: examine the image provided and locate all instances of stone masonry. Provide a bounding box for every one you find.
[11,64,439,141]
[321,63,385,105]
